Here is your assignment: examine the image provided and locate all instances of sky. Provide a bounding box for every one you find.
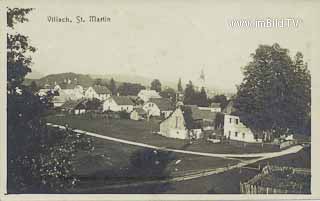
[9,0,319,92]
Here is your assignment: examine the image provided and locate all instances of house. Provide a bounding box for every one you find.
[137,89,161,102]
[187,105,218,131]
[159,107,189,139]
[223,114,262,143]
[103,96,134,113]
[159,105,219,140]
[143,98,175,118]
[60,98,87,115]
[130,108,147,121]
[85,85,111,100]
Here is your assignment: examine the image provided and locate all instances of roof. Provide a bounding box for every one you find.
[223,100,236,114]
[134,107,147,115]
[182,105,217,120]
[112,96,134,105]
[61,98,86,110]
[92,85,111,94]
[148,98,175,111]
[138,90,161,98]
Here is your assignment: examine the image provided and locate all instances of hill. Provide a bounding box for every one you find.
[26,72,95,88]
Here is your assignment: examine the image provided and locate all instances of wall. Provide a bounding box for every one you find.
[143,102,161,116]
[103,98,133,113]
[159,108,189,139]
[223,114,258,143]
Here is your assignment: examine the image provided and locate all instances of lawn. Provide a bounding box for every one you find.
[68,136,239,192]
[78,147,310,194]
[46,114,280,154]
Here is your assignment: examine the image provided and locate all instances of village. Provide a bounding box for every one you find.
[37,71,296,147]
[32,70,310,194]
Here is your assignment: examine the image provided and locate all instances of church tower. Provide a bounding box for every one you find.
[197,68,206,90]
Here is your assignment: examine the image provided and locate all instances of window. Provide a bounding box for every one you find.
[127,106,129,110]
[235,132,238,137]
[229,118,232,123]
[235,119,239,125]
[242,133,245,139]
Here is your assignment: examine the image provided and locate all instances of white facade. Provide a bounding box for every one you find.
[137,90,161,102]
[159,108,189,139]
[143,102,161,117]
[103,98,133,113]
[85,87,109,100]
[142,102,173,118]
[223,114,260,143]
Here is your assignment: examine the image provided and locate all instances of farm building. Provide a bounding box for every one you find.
[159,105,221,140]
[223,114,262,143]
[60,98,87,115]
[103,96,134,113]
[143,98,175,118]
[159,107,189,139]
[130,108,147,121]
[137,89,161,102]
[85,85,111,100]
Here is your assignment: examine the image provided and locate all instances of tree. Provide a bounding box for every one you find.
[183,80,196,105]
[160,87,176,102]
[197,87,209,107]
[177,78,183,92]
[209,94,228,109]
[117,82,145,96]
[7,8,93,193]
[233,43,311,138]
[150,79,162,93]
[108,78,117,95]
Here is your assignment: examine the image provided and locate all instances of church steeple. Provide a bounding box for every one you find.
[200,68,205,81]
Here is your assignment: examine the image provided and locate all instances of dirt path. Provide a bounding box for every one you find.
[47,123,303,159]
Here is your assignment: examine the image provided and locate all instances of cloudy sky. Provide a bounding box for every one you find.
[9,0,319,92]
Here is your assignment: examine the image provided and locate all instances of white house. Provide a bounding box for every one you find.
[223,114,262,143]
[137,89,161,102]
[103,96,134,113]
[143,98,174,118]
[159,107,189,139]
[85,85,111,100]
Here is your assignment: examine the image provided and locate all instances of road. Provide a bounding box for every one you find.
[47,123,303,159]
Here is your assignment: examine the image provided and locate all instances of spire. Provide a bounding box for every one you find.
[200,68,205,80]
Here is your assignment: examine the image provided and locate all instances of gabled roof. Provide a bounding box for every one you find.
[92,85,111,94]
[61,98,86,110]
[111,96,134,105]
[138,90,161,98]
[148,98,175,111]
[182,105,217,120]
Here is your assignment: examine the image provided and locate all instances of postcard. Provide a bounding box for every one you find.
[1,0,320,200]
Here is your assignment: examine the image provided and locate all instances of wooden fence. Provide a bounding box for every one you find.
[240,165,311,194]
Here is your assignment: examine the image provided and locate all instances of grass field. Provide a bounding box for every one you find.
[78,147,310,194]
[45,113,311,194]
[68,136,239,191]
[46,114,280,154]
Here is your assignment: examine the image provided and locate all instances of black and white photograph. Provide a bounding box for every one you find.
[1,0,320,199]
